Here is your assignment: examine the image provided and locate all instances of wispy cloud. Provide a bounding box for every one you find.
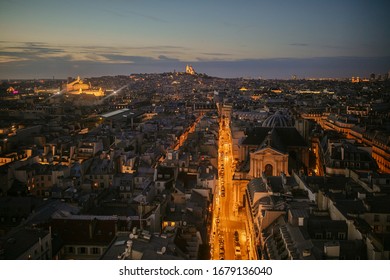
[104,8,169,23]
[0,56,29,63]
[0,41,189,64]
[201,52,232,56]
[1,41,390,79]
[289,43,309,47]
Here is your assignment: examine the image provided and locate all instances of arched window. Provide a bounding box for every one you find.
[264,164,273,176]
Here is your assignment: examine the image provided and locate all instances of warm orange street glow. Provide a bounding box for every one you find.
[210,109,255,260]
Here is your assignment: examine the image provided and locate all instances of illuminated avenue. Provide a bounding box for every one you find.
[1,70,390,260]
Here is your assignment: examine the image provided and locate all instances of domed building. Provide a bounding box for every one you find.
[239,116,309,178]
[65,76,104,97]
[262,111,292,127]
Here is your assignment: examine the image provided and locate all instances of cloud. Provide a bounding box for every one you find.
[0,56,29,63]
[0,41,190,65]
[201,52,232,56]
[1,41,389,79]
[104,8,169,23]
[289,43,309,47]
[157,55,180,61]
[188,56,390,78]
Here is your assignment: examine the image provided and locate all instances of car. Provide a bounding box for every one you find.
[235,248,241,257]
[234,231,239,242]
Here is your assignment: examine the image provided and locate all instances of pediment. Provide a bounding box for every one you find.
[251,147,287,156]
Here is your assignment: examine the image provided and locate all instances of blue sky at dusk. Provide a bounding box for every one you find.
[0,0,389,79]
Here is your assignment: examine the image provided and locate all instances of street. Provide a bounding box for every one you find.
[211,114,252,260]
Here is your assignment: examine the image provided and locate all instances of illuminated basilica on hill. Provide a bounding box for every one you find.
[65,76,104,96]
[185,64,196,75]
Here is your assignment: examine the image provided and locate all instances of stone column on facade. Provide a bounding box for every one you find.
[254,158,258,178]
[250,156,254,177]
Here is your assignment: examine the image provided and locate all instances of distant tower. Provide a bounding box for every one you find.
[185,64,196,75]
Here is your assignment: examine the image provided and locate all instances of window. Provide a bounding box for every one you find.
[68,247,74,254]
[326,232,332,239]
[338,232,346,240]
[374,215,380,222]
[92,247,100,255]
[78,247,87,254]
[315,233,323,239]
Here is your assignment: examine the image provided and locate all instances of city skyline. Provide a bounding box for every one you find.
[1,0,390,79]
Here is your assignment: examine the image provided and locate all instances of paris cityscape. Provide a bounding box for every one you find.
[1,1,390,261]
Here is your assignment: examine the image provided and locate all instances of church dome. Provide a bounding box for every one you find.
[262,111,291,127]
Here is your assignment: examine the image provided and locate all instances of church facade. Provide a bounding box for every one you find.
[239,112,309,178]
[249,146,289,178]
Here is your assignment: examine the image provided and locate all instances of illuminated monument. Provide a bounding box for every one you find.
[65,76,104,96]
[185,64,196,75]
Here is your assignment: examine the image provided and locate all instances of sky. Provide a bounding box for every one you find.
[0,0,389,79]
